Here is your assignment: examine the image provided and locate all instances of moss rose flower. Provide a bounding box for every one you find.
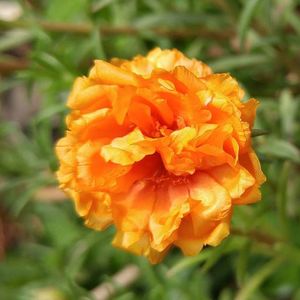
[56,48,266,263]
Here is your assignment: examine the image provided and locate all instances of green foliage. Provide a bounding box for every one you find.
[1,0,300,299]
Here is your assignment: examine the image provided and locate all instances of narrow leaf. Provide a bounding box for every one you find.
[210,54,269,72]
[238,0,262,48]
[258,139,300,164]
[279,90,297,138]
[251,129,269,137]
[236,257,284,300]
[276,162,290,232]
[167,250,212,277]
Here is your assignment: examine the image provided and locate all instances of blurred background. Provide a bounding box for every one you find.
[0,0,300,299]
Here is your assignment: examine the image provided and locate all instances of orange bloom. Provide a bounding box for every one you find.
[56,48,266,263]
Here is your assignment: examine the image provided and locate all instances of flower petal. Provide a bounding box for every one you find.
[209,164,255,199]
[91,60,139,86]
[112,231,168,264]
[235,151,266,204]
[189,172,231,221]
[149,182,190,251]
[101,128,156,166]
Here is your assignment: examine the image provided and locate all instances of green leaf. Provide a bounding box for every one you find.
[92,0,116,13]
[167,250,212,277]
[0,30,32,52]
[10,182,42,217]
[258,139,300,163]
[276,162,290,233]
[46,0,88,22]
[201,239,239,273]
[236,257,284,300]
[34,203,81,249]
[251,129,269,137]
[279,90,297,138]
[91,26,106,59]
[238,0,262,49]
[236,241,251,287]
[33,103,68,124]
[219,288,234,300]
[137,258,162,286]
[210,54,270,72]
[184,39,204,58]
[133,12,218,29]
[286,10,300,35]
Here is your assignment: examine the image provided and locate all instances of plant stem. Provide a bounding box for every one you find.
[231,228,281,246]
[0,19,233,39]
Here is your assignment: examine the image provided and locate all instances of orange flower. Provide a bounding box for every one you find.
[56,48,266,263]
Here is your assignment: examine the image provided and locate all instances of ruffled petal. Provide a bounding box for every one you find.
[64,189,113,231]
[56,134,77,187]
[68,84,115,111]
[174,216,204,256]
[175,214,230,255]
[76,140,130,190]
[149,181,190,251]
[235,151,266,204]
[101,128,156,166]
[240,98,259,129]
[112,231,168,264]
[201,73,244,106]
[189,172,231,221]
[209,164,255,199]
[90,60,139,86]
[111,180,155,233]
[146,48,212,77]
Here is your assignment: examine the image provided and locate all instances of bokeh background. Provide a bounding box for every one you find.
[1,0,300,299]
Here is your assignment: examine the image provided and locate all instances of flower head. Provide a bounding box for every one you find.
[56,48,265,263]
